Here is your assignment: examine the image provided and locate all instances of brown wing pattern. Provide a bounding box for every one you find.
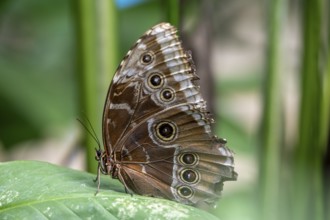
[102,23,237,207]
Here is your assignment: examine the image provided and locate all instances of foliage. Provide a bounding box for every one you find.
[0,161,217,220]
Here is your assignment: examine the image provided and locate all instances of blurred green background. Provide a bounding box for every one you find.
[0,0,329,219]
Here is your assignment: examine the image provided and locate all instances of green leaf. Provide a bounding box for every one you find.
[0,161,218,220]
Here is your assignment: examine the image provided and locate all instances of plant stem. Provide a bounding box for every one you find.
[75,0,118,173]
[259,0,285,219]
[293,0,324,219]
[164,0,179,27]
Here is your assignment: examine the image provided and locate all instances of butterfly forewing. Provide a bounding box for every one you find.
[100,22,237,207]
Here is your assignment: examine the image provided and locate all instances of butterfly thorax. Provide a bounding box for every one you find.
[96,148,119,179]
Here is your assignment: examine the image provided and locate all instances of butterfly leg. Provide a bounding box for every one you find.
[117,170,133,196]
[94,163,101,195]
[93,165,99,182]
[124,186,133,197]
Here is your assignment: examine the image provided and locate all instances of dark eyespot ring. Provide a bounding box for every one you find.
[179,153,199,166]
[160,88,175,102]
[155,121,177,142]
[177,186,193,198]
[141,52,154,64]
[147,73,164,89]
[180,169,200,184]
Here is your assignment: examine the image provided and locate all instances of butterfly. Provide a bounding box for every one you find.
[95,22,237,207]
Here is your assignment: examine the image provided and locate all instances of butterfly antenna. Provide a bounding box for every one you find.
[77,116,101,150]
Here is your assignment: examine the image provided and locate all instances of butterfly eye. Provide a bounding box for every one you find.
[179,153,199,166]
[148,73,164,89]
[155,121,177,142]
[141,52,154,64]
[180,169,200,184]
[177,186,193,198]
[219,138,227,144]
[160,88,175,102]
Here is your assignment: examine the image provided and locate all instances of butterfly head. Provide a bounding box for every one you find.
[95,147,116,176]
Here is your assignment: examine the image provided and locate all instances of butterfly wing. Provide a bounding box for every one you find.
[117,105,237,207]
[102,23,237,207]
